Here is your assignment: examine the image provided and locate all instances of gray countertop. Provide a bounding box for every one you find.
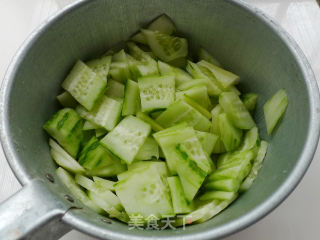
[0,0,319,239]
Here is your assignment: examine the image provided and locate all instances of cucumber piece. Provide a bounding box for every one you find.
[198,47,222,67]
[177,135,213,174]
[76,95,122,131]
[43,108,84,158]
[174,196,237,226]
[156,100,212,132]
[181,95,211,119]
[57,91,78,108]
[240,140,268,192]
[112,49,127,62]
[198,60,240,89]
[218,113,243,152]
[88,191,129,223]
[240,126,259,151]
[204,178,240,192]
[127,161,169,177]
[95,128,108,138]
[195,131,218,156]
[175,147,207,202]
[122,79,140,116]
[210,105,226,154]
[186,61,222,96]
[153,124,194,174]
[177,79,208,92]
[150,110,164,119]
[136,112,164,132]
[74,174,123,211]
[264,89,288,135]
[105,79,125,98]
[131,32,147,45]
[199,191,237,201]
[219,91,255,129]
[141,29,188,62]
[138,75,175,112]
[79,137,126,177]
[49,139,85,173]
[168,57,187,68]
[167,176,192,214]
[83,120,100,130]
[62,60,107,111]
[175,86,210,110]
[135,137,159,161]
[158,61,192,86]
[101,116,151,164]
[93,176,116,192]
[228,86,241,96]
[115,165,173,219]
[242,93,258,112]
[56,167,103,213]
[86,55,112,81]
[109,62,131,83]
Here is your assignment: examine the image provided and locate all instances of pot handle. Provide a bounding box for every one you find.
[0,179,71,240]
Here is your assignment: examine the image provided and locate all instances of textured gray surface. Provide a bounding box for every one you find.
[0,0,320,240]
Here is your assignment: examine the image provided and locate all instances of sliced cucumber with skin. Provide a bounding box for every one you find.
[195,131,218,156]
[240,140,268,192]
[218,113,243,152]
[122,79,140,116]
[198,60,240,89]
[167,176,193,214]
[240,126,259,151]
[105,80,125,98]
[199,191,237,201]
[198,47,222,67]
[210,105,226,154]
[127,161,169,177]
[219,91,255,130]
[95,128,108,138]
[101,116,151,165]
[264,89,288,135]
[57,91,78,108]
[49,139,85,173]
[156,100,212,132]
[108,61,131,83]
[115,164,173,219]
[83,120,100,130]
[93,176,116,192]
[176,86,211,110]
[76,95,122,131]
[62,60,107,111]
[86,55,112,81]
[141,29,188,63]
[204,178,240,192]
[181,95,212,119]
[138,75,175,112]
[79,136,126,177]
[177,79,208,92]
[136,112,164,132]
[43,108,84,158]
[158,60,192,86]
[242,93,258,112]
[56,167,103,213]
[135,137,159,161]
[228,86,241,96]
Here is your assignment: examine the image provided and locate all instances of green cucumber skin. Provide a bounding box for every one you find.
[242,93,258,112]
[57,91,78,108]
[122,79,140,116]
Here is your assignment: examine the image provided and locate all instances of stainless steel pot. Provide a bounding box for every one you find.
[0,0,319,239]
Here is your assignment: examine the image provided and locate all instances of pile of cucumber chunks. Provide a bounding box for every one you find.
[44,14,288,226]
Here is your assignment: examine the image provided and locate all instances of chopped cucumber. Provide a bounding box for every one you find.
[242,93,258,112]
[142,29,188,62]
[43,108,84,158]
[240,141,268,192]
[104,80,125,98]
[127,161,169,177]
[49,139,85,173]
[83,120,100,130]
[240,126,259,151]
[210,105,226,154]
[158,60,192,86]
[181,95,212,119]
[136,112,164,132]
[76,95,122,131]
[56,167,103,213]
[204,178,240,192]
[57,91,78,108]
[135,137,159,161]
[95,128,108,138]
[218,113,243,152]
[219,91,255,129]
[138,75,175,112]
[156,100,212,132]
[86,55,112,81]
[62,60,107,111]
[198,47,222,67]
[167,176,193,214]
[122,79,140,116]
[264,89,288,135]
[79,136,126,177]
[176,86,210,110]
[101,116,151,164]
[93,176,116,192]
[199,191,237,201]
[195,131,218,156]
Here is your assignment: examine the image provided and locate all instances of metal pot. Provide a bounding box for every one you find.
[0,0,319,239]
